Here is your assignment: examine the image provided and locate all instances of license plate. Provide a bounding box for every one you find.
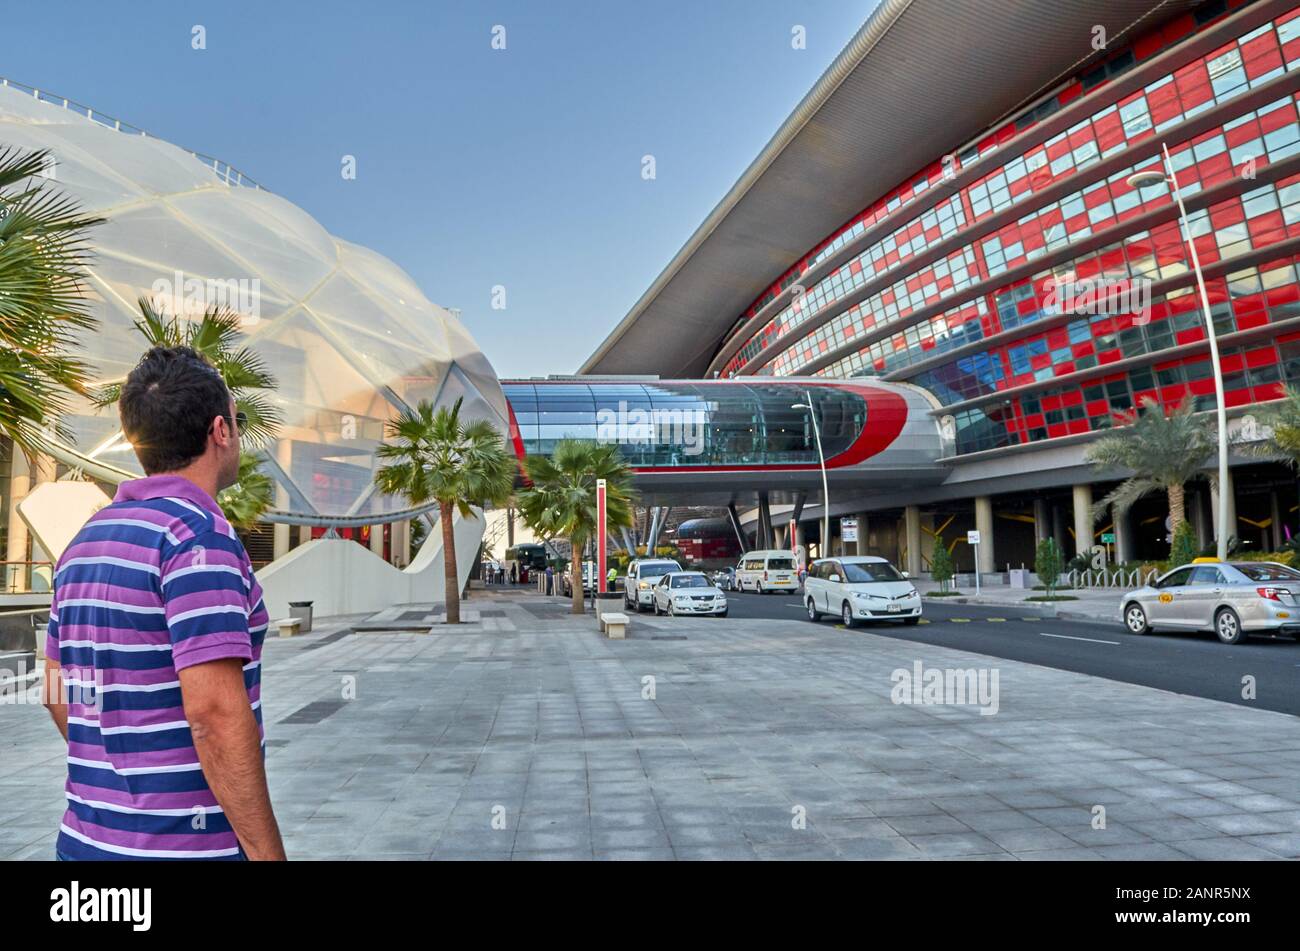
[887,603,901,613]
[777,575,789,581]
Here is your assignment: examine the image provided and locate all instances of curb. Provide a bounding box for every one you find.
[927,595,1116,623]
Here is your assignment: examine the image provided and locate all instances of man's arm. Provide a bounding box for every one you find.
[179,659,286,861]
[42,657,68,742]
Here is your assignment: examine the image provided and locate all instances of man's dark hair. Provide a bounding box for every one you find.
[119,346,232,474]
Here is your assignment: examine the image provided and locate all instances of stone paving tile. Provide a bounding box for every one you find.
[5,593,1300,861]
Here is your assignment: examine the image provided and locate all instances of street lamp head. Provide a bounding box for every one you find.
[1126,169,1168,189]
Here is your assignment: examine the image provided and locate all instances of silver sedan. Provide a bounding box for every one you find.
[1120,559,1300,644]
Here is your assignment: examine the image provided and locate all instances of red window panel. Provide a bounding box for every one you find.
[1280,15,1300,66]
[1255,381,1285,401]
[1146,80,1182,127]
[849,259,862,275]
[1209,202,1245,229]
[1248,211,1287,247]
[1046,137,1071,162]
[1024,412,1045,429]
[1189,377,1215,397]
[1220,352,1245,374]
[1265,282,1300,311]
[1086,399,1109,417]
[1067,419,1091,435]
[1173,69,1213,113]
[1235,309,1270,332]
[1225,388,1253,408]
[1244,346,1277,369]
[1047,423,1069,439]
[1058,82,1084,106]
[1134,32,1164,61]
[1160,14,1196,48]
[1259,103,1296,137]
[1099,350,1123,365]
[1175,325,1207,346]
[1161,384,1188,405]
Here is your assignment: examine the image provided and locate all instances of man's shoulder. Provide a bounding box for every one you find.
[80,496,245,554]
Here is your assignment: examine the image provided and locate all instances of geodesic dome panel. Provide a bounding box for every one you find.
[0,82,509,522]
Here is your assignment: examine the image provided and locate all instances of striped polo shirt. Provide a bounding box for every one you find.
[45,474,268,860]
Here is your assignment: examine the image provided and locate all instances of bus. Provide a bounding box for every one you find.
[505,543,549,582]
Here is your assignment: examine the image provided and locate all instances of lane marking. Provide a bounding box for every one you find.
[1038,631,1120,646]
[917,619,931,625]
[951,618,971,623]
[987,618,1006,622]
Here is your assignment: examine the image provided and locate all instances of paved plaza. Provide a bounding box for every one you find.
[4,588,1300,861]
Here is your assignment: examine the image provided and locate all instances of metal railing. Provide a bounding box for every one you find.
[1065,567,1160,589]
[0,76,267,191]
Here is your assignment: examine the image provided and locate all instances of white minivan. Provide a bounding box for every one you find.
[623,558,683,612]
[804,556,921,627]
[735,550,801,594]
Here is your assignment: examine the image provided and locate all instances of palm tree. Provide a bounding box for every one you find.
[1085,396,1217,531]
[1236,385,1300,540]
[216,452,274,532]
[516,439,636,615]
[0,146,103,456]
[95,296,283,527]
[373,397,515,624]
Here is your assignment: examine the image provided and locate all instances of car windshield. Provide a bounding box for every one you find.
[639,563,675,579]
[767,558,795,571]
[671,575,710,588]
[842,562,904,583]
[1233,563,1300,582]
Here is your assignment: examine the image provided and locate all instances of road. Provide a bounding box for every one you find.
[709,588,1300,717]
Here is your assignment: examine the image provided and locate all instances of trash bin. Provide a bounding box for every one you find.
[594,591,621,627]
[288,600,314,634]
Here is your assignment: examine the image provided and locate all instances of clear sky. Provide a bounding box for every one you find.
[0,0,876,378]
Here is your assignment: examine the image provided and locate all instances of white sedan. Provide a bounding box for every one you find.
[652,572,729,617]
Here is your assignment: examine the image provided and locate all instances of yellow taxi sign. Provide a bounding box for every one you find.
[1191,557,1221,563]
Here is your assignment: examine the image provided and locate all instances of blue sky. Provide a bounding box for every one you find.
[1,0,874,377]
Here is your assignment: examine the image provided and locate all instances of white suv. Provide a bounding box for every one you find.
[804,556,920,628]
[623,558,683,612]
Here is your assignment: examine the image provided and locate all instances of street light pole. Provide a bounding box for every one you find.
[1127,143,1230,561]
[793,391,830,557]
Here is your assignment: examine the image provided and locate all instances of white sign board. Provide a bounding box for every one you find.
[840,516,858,543]
[967,529,981,545]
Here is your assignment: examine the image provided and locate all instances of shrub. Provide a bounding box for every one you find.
[1168,521,1198,569]
[1035,537,1064,597]
[930,539,955,593]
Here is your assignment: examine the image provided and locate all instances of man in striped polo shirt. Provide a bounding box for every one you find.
[42,346,285,860]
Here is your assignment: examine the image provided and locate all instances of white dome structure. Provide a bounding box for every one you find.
[0,78,508,525]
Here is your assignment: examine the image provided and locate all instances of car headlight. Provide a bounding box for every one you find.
[906,588,918,598]
[852,591,874,600]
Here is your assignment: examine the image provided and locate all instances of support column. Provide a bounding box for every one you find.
[1072,484,1093,558]
[725,503,747,551]
[507,508,515,548]
[393,520,410,568]
[273,439,292,559]
[1112,503,1134,564]
[1210,469,1237,548]
[1033,498,1049,544]
[1051,504,1066,551]
[370,522,385,558]
[297,525,311,548]
[974,495,995,574]
[757,492,773,550]
[1271,491,1283,551]
[1192,487,1211,548]
[904,505,922,577]
[855,511,870,556]
[5,450,32,592]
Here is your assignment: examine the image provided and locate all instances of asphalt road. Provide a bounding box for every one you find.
[708,588,1300,717]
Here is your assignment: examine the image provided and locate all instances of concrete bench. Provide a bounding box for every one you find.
[601,612,629,639]
[277,618,303,638]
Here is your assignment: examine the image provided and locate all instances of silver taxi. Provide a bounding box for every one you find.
[1120,558,1300,644]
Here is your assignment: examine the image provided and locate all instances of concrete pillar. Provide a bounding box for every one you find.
[5,450,31,592]
[974,496,995,574]
[1051,504,1066,551]
[1112,503,1134,564]
[1033,498,1049,544]
[370,522,385,558]
[904,505,922,577]
[854,512,869,556]
[1209,469,1237,548]
[1192,488,1211,548]
[392,520,410,567]
[1271,491,1283,551]
[507,508,515,548]
[297,525,311,547]
[273,439,292,560]
[757,493,773,550]
[1072,484,1093,558]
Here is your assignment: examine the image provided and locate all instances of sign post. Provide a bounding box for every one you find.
[967,529,982,596]
[1101,531,1115,565]
[840,516,858,545]
[596,479,607,597]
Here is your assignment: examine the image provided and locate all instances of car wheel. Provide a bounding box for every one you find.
[1123,602,1150,635]
[668,602,676,617]
[653,599,661,616]
[1215,607,1245,645]
[902,617,920,626]
[841,601,858,629]
[806,598,819,622]
[756,582,765,595]
[717,609,728,618]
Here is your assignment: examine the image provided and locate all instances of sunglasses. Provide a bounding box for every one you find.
[209,411,248,435]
